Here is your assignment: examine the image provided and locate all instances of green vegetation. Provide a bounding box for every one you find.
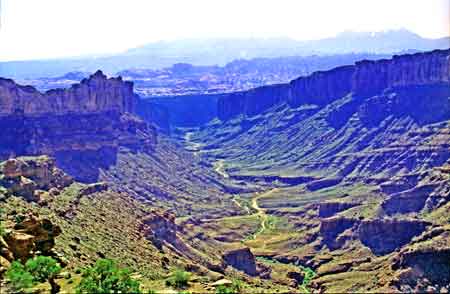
[0,208,5,237]
[26,256,62,293]
[6,256,61,293]
[298,265,316,291]
[256,256,316,293]
[5,261,34,292]
[166,269,190,289]
[76,258,141,294]
[215,279,244,294]
[25,256,62,283]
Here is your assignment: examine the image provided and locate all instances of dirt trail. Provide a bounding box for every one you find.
[211,158,277,241]
[251,188,278,236]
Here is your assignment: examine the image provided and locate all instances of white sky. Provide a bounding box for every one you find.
[0,0,449,61]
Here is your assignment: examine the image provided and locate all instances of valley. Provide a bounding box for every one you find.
[0,48,449,293]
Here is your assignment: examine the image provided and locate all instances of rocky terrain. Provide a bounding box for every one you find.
[184,49,450,292]
[0,48,449,293]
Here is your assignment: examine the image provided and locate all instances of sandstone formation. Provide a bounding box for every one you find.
[222,247,257,276]
[319,217,356,249]
[0,71,157,182]
[1,214,61,262]
[358,219,430,255]
[0,70,136,116]
[318,201,358,218]
[79,182,108,196]
[218,49,450,120]
[0,156,73,201]
[140,210,178,248]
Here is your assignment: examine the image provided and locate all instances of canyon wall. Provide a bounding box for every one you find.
[218,49,450,120]
[0,70,137,116]
[0,71,156,182]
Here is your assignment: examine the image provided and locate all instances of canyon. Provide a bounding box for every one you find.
[0,48,449,293]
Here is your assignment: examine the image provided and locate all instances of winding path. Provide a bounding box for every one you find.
[251,188,278,238]
[211,157,278,241]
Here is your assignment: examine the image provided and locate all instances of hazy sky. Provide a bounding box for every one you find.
[0,0,449,61]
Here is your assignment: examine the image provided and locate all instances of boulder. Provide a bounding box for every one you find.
[4,232,35,261]
[211,279,233,287]
[287,271,305,285]
[3,215,61,261]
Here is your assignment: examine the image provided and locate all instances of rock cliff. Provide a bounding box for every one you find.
[218,49,450,120]
[0,156,73,202]
[0,71,156,182]
[0,70,136,116]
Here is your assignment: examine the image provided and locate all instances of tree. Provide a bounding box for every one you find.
[5,261,34,292]
[25,256,62,294]
[5,256,62,294]
[76,258,141,294]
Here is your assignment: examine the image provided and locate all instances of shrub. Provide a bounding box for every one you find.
[215,279,244,294]
[25,256,61,283]
[76,258,141,294]
[6,256,62,293]
[5,261,34,292]
[166,269,190,289]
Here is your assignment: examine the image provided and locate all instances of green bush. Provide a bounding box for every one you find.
[215,279,244,294]
[216,285,234,294]
[5,261,35,292]
[25,256,61,283]
[6,256,62,293]
[76,258,141,294]
[166,269,190,289]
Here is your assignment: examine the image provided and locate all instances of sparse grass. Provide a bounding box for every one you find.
[166,269,190,289]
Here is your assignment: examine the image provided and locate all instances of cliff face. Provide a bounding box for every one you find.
[352,49,450,95]
[218,49,450,120]
[0,71,156,182]
[0,70,137,116]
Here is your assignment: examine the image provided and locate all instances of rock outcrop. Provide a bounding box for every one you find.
[2,214,61,262]
[218,49,450,120]
[358,219,430,255]
[0,156,73,201]
[319,217,356,249]
[0,70,136,116]
[318,201,358,218]
[140,210,178,248]
[222,247,257,276]
[0,71,157,182]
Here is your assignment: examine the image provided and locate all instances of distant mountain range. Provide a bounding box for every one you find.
[1,29,448,79]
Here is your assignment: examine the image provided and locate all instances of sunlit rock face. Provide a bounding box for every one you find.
[218,49,450,121]
[0,71,156,182]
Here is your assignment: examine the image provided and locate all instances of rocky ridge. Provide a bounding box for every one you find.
[218,49,450,120]
[0,71,156,182]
